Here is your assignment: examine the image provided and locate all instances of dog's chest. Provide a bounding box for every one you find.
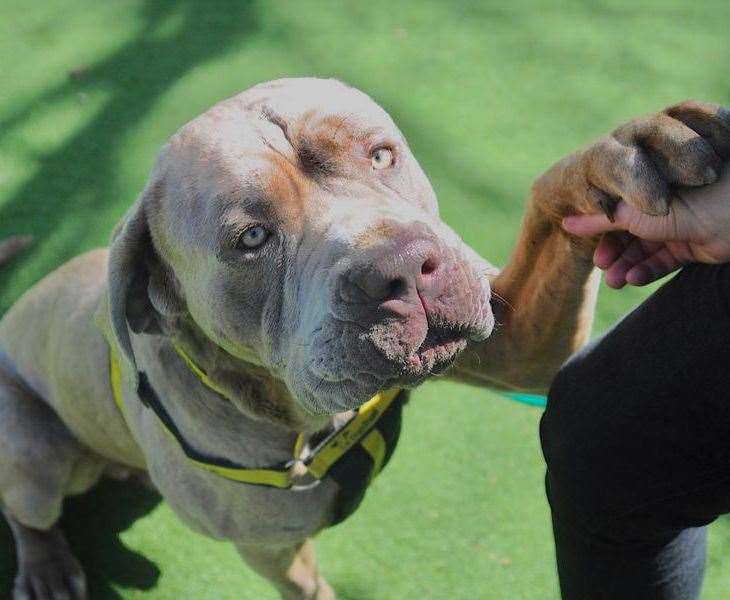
[121,341,405,544]
[142,427,340,544]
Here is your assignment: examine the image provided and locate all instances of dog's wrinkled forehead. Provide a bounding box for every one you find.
[243,77,400,133]
[169,77,403,179]
[150,78,437,255]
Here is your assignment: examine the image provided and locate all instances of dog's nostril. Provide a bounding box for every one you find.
[386,277,406,300]
[421,258,438,276]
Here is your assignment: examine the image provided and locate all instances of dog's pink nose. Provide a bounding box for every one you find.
[340,234,448,316]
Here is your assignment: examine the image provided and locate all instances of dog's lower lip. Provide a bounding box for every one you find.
[405,337,467,373]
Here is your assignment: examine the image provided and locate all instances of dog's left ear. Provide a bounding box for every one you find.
[107,178,184,377]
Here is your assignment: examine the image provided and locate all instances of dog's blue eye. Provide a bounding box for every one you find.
[371,147,394,170]
[238,225,269,250]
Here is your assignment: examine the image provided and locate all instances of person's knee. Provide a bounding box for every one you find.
[541,356,596,474]
[540,355,618,518]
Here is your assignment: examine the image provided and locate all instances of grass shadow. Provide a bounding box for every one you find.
[0,0,259,314]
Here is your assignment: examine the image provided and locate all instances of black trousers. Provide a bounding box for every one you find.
[540,263,730,600]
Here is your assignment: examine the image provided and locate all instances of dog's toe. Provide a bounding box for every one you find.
[14,558,87,600]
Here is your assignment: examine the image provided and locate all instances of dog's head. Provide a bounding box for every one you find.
[109,78,494,416]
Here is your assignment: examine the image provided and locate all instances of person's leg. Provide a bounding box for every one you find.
[541,263,730,600]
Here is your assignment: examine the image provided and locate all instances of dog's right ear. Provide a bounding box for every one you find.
[107,179,185,382]
[107,198,151,381]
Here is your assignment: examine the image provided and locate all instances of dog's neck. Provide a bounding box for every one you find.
[168,317,332,435]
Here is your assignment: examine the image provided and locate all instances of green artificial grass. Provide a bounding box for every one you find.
[1,1,730,598]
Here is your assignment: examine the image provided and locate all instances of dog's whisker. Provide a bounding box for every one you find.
[490,290,515,312]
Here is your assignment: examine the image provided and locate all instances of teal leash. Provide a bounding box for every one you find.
[500,392,547,408]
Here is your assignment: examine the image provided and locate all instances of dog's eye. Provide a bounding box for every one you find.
[370,147,394,170]
[238,225,269,250]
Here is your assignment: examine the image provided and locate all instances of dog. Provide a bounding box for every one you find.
[1,78,727,599]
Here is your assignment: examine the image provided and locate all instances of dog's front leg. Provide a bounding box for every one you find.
[452,100,730,392]
[4,512,87,600]
[236,538,334,600]
[450,190,601,393]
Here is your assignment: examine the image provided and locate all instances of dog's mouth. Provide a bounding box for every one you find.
[355,298,496,394]
[404,327,469,377]
[303,272,495,413]
[379,318,493,391]
[298,314,495,415]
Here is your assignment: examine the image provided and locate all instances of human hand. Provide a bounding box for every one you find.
[562,165,730,288]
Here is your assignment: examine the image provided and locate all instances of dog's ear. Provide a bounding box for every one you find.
[107,179,184,376]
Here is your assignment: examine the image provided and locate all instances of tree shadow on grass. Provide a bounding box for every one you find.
[0,0,259,313]
[0,478,163,599]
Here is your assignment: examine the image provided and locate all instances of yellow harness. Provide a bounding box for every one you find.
[109,344,402,492]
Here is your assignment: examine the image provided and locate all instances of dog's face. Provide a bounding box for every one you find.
[110,78,494,415]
